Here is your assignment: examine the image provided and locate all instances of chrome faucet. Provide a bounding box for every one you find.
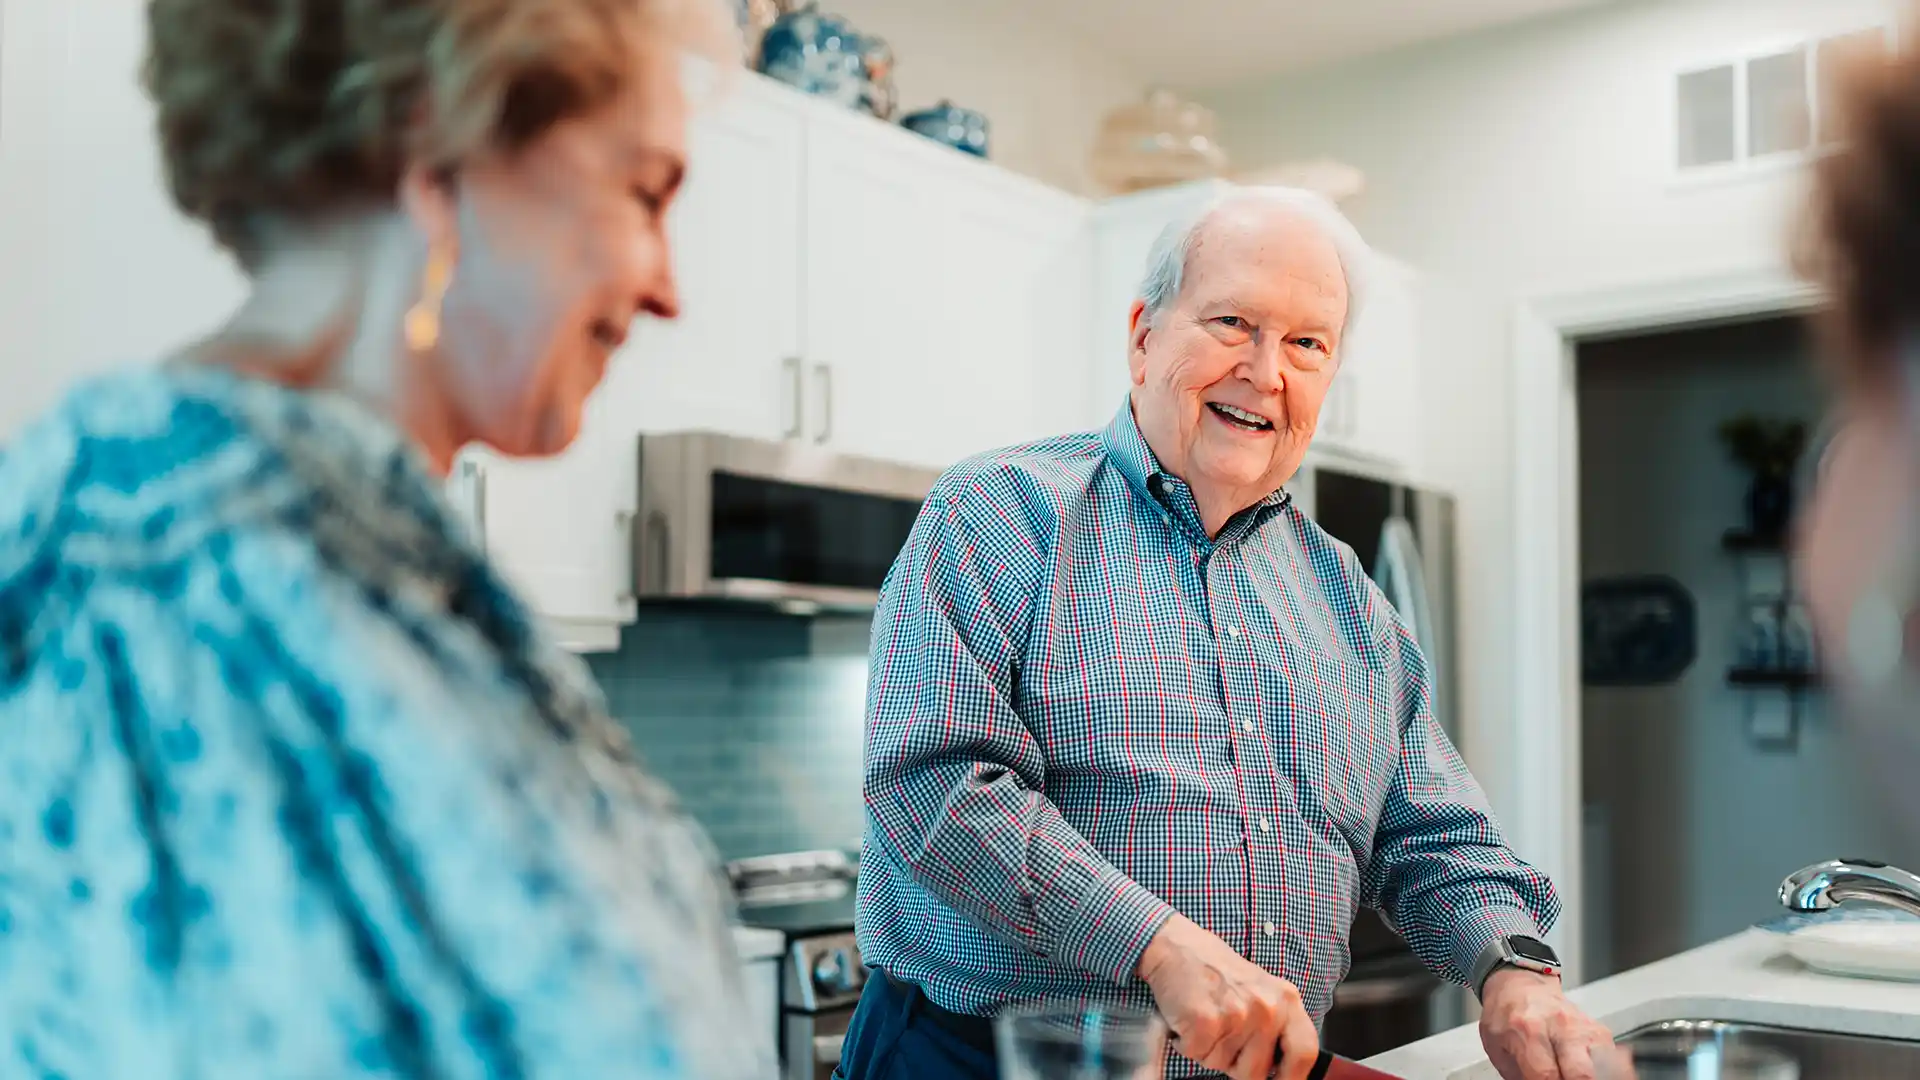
[1780,858,1920,918]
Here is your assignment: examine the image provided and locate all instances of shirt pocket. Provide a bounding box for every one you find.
[1269,648,1401,856]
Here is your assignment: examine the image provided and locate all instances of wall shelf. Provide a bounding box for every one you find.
[1721,530,1788,553]
[1726,666,1820,689]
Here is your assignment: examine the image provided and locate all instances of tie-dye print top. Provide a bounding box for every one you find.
[0,367,765,1080]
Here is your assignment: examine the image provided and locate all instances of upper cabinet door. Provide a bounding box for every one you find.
[476,67,808,648]
[593,68,806,444]
[1332,256,1419,474]
[798,112,952,468]
[930,178,1090,456]
[802,109,1091,469]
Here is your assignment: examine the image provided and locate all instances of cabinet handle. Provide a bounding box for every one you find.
[783,357,804,440]
[813,363,833,445]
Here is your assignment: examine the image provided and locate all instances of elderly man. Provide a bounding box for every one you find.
[840,187,1619,1080]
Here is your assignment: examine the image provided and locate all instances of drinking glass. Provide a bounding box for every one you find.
[995,1001,1168,1080]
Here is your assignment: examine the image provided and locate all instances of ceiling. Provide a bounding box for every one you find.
[1019,0,1619,89]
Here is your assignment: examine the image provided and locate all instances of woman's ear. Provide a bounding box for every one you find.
[397,163,460,253]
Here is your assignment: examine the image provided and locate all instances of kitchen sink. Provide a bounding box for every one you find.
[1617,1019,1920,1079]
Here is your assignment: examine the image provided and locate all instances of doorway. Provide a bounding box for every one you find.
[1572,315,1915,980]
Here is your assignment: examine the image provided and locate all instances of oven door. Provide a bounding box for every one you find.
[784,1006,855,1080]
[634,432,940,611]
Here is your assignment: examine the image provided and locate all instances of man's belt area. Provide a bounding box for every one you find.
[882,969,998,1056]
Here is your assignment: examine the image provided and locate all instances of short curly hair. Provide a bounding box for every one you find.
[143,0,736,263]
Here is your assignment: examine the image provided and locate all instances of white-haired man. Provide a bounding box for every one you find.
[842,187,1621,1080]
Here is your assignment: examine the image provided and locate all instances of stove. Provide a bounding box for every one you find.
[730,851,868,1080]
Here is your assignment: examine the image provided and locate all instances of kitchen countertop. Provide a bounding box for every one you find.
[1362,928,1920,1079]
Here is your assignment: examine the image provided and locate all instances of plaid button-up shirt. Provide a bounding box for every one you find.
[856,403,1558,1072]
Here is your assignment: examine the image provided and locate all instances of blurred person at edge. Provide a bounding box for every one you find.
[1800,19,1920,834]
[0,1,770,1078]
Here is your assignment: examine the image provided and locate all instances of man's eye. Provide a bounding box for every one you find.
[1217,316,1248,330]
[1293,337,1327,352]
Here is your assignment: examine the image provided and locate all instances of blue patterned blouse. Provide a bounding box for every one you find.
[0,367,765,1079]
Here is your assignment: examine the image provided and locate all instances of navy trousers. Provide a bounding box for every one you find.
[833,971,999,1080]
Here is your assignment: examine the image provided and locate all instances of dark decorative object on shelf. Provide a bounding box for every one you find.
[901,100,989,158]
[756,3,897,118]
[1581,575,1697,686]
[1718,415,1809,543]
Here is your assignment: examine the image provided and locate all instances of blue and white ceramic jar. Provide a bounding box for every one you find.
[900,100,989,158]
[756,4,892,116]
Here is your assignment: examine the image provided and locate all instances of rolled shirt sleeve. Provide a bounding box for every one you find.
[862,490,1175,986]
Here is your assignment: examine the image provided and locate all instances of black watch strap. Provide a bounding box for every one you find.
[1470,934,1561,999]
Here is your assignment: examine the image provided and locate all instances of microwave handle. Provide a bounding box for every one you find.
[643,510,672,595]
[783,357,804,441]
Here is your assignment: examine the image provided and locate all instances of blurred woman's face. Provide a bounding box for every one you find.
[430,39,688,459]
[1799,396,1915,674]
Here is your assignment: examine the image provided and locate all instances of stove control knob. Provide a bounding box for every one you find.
[812,948,859,995]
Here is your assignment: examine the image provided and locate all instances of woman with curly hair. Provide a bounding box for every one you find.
[0,2,765,1078]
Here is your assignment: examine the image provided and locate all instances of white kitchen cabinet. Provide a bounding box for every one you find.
[803,105,1088,468]
[929,169,1091,454]
[1328,256,1421,472]
[469,71,809,647]
[799,111,951,467]
[599,71,807,442]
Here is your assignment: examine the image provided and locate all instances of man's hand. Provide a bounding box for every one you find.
[1478,969,1634,1080]
[1137,913,1319,1080]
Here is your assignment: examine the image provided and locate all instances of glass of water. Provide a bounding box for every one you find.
[995,1001,1168,1080]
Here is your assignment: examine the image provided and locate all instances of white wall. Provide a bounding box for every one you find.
[0,1,249,440]
[1576,316,1917,978]
[1196,0,1893,847]
[813,0,1146,194]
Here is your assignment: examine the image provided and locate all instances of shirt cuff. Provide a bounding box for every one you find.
[1052,865,1176,986]
[1451,904,1546,988]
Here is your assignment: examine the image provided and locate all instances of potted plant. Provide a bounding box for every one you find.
[1718,415,1809,542]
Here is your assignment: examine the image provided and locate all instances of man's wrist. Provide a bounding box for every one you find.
[1136,911,1196,982]
[1470,934,1562,1000]
[1479,965,1561,1001]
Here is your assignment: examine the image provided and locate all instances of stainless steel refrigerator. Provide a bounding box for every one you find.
[1290,461,1470,1056]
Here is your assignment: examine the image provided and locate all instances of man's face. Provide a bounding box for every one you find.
[1127,206,1350,532]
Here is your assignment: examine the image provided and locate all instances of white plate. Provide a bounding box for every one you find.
[1785,919,1920,981]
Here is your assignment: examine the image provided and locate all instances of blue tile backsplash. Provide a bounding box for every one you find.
[584,606,872,862]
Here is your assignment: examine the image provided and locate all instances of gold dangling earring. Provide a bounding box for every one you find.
[404,243,454,353]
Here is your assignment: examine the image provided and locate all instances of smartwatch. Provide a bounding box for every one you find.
[1469,934,1562,1000]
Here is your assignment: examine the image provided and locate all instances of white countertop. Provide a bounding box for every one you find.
[732,924,788,962]
[1362,929,1920,1079]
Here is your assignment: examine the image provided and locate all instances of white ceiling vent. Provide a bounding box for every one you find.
[1673,26,1891,181]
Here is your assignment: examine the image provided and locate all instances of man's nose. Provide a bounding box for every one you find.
[1239,334,1286,393]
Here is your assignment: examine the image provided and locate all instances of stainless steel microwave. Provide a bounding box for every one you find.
[631,432,943,613]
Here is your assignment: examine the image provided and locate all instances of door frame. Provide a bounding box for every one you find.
[1506,263,1822,984]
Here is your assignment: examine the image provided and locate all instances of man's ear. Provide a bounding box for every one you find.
[1128,299,1151,387]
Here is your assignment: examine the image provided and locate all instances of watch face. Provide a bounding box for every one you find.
[1510,936,1560,966]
